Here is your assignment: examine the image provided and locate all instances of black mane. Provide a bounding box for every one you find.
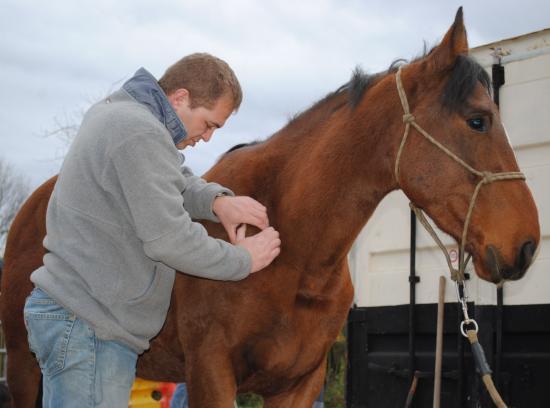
[344,53,491,112]
[222,51,492,156]
[219,141,260,159]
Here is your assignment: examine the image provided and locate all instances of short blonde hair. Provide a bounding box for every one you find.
[159,53,242,111]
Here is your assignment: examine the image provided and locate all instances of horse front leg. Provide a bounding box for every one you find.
[263,362,327,408]
[185,349,237,408]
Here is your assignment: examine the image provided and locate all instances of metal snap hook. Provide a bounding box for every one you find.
[460,319,479,337]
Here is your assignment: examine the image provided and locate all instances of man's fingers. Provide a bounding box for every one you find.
[271,247,281,258]
[242,198,268,220]
[228,226,237,244]
[261,247,280,270]
[217,196,269,230]
[252,218,269,231]
[252,209,270,228]
[247,197,267,212]
[240,214,269,231]
[239,226,281,273]
[235,224,247,243]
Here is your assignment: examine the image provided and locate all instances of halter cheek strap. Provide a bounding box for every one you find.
[393,66,525,283]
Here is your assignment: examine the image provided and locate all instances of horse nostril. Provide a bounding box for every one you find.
[517,239,536,272]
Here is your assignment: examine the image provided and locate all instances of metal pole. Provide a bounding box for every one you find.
[409,210,419,388]
[433,276,446,408]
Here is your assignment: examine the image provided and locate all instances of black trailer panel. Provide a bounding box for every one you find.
[346,303,550,407]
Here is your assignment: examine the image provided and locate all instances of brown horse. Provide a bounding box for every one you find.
[1,9,540,407]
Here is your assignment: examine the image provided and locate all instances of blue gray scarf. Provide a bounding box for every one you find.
[122,67,187,145]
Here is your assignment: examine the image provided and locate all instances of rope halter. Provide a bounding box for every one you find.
[394,64,515,408]
[393,66,525,285]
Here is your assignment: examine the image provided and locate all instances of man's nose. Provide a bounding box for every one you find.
[202,129,214,142]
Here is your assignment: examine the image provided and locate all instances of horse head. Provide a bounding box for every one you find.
[394,8,540,284]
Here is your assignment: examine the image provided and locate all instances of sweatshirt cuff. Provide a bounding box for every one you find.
[232,246,253,280]
[204,185,234,222]
[185,183,234,222]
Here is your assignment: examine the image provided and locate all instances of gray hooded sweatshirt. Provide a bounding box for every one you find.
[31,68,251,353]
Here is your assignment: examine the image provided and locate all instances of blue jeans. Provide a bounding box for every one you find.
[24,287,138,407]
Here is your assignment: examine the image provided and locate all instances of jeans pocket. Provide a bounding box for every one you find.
[24,290,76,377]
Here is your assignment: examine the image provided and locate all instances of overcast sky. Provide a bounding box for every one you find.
[1,0,549,190]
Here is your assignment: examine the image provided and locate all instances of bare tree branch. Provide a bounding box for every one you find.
[0,158,31,253]
[41,87,119,154]
[41,109,85,161]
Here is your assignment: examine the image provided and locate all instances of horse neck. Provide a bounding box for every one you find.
[271,77,403,272]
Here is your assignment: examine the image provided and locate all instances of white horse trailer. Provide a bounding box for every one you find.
[346,28,550,407]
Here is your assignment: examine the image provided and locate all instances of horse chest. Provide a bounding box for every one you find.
[247,308,343,378]
[248,271,353,375]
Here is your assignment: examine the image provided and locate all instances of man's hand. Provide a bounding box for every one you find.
[235,225,281,273]
[212,195,269,243]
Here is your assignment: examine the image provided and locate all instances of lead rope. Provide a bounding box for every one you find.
[394,66,522,408]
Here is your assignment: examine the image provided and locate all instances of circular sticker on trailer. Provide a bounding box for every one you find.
[449,248,458,268]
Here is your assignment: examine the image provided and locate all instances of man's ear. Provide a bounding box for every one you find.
[167,88,190,108]
[429,7,469,71]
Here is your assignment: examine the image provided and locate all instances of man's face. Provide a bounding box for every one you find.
[169,89,234,150]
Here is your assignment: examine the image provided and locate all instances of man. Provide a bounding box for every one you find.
[23,53,281,407]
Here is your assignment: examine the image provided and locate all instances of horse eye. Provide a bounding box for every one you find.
[467,117,487,132]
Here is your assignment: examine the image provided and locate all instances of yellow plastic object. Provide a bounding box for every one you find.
[129,378,162,408]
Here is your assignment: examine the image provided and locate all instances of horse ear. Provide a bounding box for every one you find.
[429,7,469,70]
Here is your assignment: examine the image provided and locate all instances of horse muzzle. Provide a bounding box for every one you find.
[486,239,537,283]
